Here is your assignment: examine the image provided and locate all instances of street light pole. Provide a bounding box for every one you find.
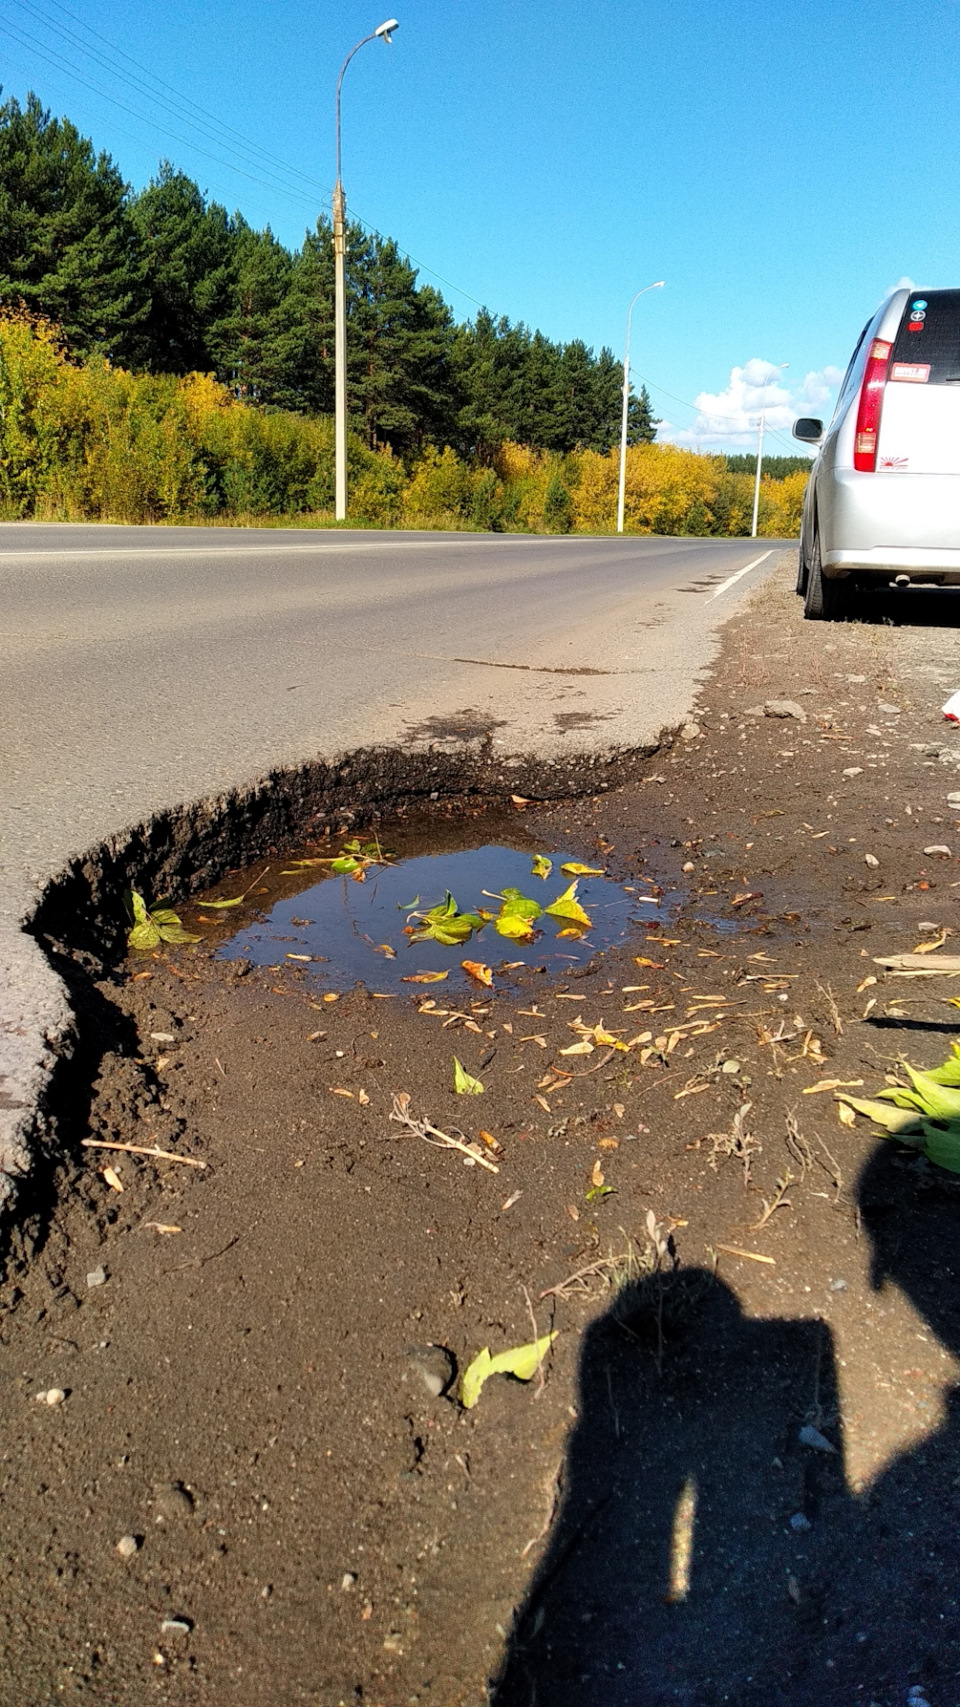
[751,362,788,539]
[617,280,664,535]
[333,19,398,523]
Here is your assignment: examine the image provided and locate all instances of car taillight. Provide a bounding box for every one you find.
[853,338,893,471]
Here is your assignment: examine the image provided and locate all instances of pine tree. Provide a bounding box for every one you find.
[627,382,660,444]
[0,94,146,359]
[130,164,233,373]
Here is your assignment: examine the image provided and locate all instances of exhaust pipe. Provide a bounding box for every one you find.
[894,574,910,587]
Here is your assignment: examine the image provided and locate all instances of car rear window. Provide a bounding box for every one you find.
[890,290,960,383]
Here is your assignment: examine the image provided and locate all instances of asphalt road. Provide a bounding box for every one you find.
[0,523,787,1193]
[1,524,784,896]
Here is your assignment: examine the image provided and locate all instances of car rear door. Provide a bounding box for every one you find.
[877,291,960,474]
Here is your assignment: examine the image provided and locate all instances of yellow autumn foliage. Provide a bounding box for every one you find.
[0,309,809,534]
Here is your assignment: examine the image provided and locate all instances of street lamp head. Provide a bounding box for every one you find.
[375,18,399,40]
[652,280,665,288]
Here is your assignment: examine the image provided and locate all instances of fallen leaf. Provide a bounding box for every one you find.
[837,1103,856,1127]
[590,1159,605,1188]
[544,881,592,930]
[357,1089,370,1106]
[323,993,340,1003]
[479,1129,504,1155]
[286,953,312,961]
[634,957,665,969]
[102,1165,123,1193]
[453,1057,484,1095]
[559,862,605,876]
[511,795,531,808]
[401,971,449,983]
[567,1203,580,1221]
[732,891,762,908]
[198,895,244,909]
[559,1039,594,1056]
[330,1087,355,1099]
[462,960,494,987]
[460,1333,558,1408]
[598,1137,620,1150]
[534,1095,552,1114]
[306,1030,326,1042]
[531,855,553,880]
[142,1221,181,1235]
[802,1078,864,1095]
[501,1190,522,1211]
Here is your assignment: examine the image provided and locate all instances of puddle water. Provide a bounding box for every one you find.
[191,819,659,993]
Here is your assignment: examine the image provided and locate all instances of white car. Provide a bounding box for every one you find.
[794,286,960,618]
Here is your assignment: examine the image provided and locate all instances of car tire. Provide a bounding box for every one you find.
[795,547,807,596]
[803,534,848,621]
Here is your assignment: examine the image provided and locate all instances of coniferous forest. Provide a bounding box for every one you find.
[0,93,806,533]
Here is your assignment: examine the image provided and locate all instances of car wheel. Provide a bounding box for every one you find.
[803,533,848,621]
[795,547,808,596]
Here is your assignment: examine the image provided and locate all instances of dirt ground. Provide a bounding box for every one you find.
[6,560,960,1707]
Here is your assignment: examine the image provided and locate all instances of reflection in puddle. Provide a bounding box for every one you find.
[205,832,655,992]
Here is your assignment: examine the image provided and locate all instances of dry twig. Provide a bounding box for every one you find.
[388,1094,499,1173]
[82,1138,206,1169]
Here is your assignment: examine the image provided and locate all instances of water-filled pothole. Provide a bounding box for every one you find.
[191,819,659,992]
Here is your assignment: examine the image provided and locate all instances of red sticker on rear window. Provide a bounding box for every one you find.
[908,320,925,332]
[890,362,930,383]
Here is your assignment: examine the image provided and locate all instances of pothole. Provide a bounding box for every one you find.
[177,815,656,993]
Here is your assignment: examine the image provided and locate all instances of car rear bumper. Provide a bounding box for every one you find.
[821,468,960,578]
[824,546,960,582]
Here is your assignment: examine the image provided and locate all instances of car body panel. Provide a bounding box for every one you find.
[797,288,960,590]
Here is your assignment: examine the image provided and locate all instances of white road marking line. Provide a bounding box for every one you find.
[705,550,773,601]
[0,538,516,562]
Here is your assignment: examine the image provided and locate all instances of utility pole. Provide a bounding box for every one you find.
[751,411,765,539]
[617,281,664,534]
[333,20,398,522]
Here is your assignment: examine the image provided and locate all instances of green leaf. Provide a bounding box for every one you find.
[129,890,149,926]
[544,880,592,929]
[157,923,202,944]
[837,1095,925,1134]
[498,887,542,921]
[150,907,183,926]
[128,919,161,950]
[330,856,363,874]
[460,1333,558,1409]
[410,911,482,946]
[560,862,606,876]
[921,1120,960,1173]
[586,1184,615,1202]
[903,1066,960,1121]
[453,1057,484,1095]
[199,895,244,909]
[531,855,553,880]
[922,1047,960,1087]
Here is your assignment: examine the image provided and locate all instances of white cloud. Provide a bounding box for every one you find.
[881,275,915,302]
[657,359,842,451]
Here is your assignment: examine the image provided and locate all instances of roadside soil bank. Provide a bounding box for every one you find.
[5,562,960,1705]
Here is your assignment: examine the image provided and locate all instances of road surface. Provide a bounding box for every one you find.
[0,523,787,1198]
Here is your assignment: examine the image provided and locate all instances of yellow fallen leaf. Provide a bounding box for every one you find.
[534,1095,552,1113]
[559,1039,594,1055]
[560,862,606,876]
[460,1333,558,1408]
[802,1078,864,1095]
[591,1159,605,1188]
[401,971,449,983]
[142,1221,181,1235]
[453,1057,484,1095]
[838,1102,857,1126]
[511,795,531,808]
[357,1089,370,1106]
[914,931,948,953]
[462,960,493,987]
[598,1138,619,1150]
[330,1087,355,1098]
[634,956,665,969]
[323,993,340,1003]
[102,1165,124,1193]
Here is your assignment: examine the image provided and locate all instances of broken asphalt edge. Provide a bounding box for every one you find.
[0,727,670,1236]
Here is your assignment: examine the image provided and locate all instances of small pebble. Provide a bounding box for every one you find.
[160,1616,192,1636]
[149,1032,176,1042]
[924,845,951,857]
[799,1423,838,1454]
[864,853,879,868]
[86,1266,107,1289]
[842,766,863,778]
[116,1534,139,1559]
[790,1512,812,1532]
[36,1387,66,1407]
[877,702,901,715]
[341,1572,358,1591]
[828,1278,848,1292]
[682,860,695,873]
[721,1058,741,1075]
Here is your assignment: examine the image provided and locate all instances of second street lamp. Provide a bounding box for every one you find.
[333,19,399,523]
[616,280,664,535]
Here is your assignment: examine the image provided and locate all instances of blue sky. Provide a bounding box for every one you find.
[3,0,959,453]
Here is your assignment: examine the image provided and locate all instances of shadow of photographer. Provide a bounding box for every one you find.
[491,1145,960,1707]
